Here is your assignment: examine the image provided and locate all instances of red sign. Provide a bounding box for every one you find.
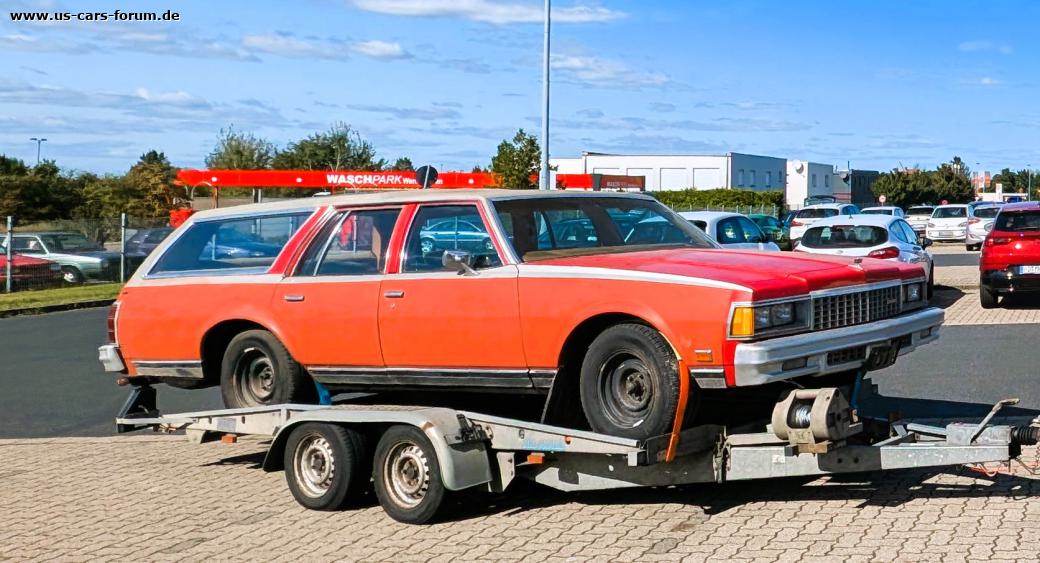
[176,169,500,189]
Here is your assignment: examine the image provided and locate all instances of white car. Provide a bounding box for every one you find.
[926,204,969,242]
[795,214,934,299]
[905,205,934,235]
[789,204,861,244]
[965,204,1002,251]
[678,211,781,251]
[861,206,906,218]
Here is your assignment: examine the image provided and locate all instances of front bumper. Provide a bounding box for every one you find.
[926,229,965,241]
[732,307,943,386]
[98,343,126,373]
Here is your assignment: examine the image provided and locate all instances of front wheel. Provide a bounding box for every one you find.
[579,323,682,440]
[220,329,316,408]
[373,425,447,524]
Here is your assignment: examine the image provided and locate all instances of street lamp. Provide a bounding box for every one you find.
[1029,165,1033,201]
[539,0,551,190]
[29,137,47,165]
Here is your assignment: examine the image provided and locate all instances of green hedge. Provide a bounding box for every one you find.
[652,188,786,210]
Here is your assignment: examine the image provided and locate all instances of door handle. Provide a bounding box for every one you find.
[283,295,305,302]
[383,290,405,299]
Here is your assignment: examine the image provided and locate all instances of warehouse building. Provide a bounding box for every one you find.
[550,152,788,193]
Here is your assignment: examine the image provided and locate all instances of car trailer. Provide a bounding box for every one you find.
[116,385,1040,524]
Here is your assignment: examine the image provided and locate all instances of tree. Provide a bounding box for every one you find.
[389,157,414,172]
[121,151,178,216]
[205,127,276,169]
[0,155,29,176]
[872,157,973,207]
[490,129,540,189]
[272,123,384,171]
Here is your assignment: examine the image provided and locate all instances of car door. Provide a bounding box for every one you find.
[378,203,526,375]
[271,207,401,368]
[896,220,930,269]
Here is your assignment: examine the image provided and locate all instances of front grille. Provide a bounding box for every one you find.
[812,285,901,331]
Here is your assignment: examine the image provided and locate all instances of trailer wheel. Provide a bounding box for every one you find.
[284,423,365,511]
[373,425,446,524]
[579,323,681,440]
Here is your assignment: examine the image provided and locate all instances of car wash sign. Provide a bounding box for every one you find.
[176,169,499,190]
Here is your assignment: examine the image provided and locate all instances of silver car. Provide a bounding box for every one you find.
[965,204,1002,251]
[3,232,124,283]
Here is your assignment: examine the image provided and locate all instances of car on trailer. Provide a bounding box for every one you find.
[99,189,941,447]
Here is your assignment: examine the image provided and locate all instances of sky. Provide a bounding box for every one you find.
[2,0,1039,176]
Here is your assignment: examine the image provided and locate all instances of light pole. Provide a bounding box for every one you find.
[539,0,551,190]
[29,137,47,165]
[1029,165,1033,201]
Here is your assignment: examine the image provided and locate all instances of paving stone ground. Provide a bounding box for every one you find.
[3,436,1040,562]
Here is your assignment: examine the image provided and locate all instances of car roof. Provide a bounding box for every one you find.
[861,206,899,211]
[805,214,897,228]
[12,231,83,236]
[908,205,934,208]
[799,203,848,210]
[1001,201,1040,212]
[677,211,742,221]
[190,189,655,220]
[934,203,968,209]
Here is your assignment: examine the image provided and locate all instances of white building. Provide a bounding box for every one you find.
[550,152,788,192]
[785,160,836,208]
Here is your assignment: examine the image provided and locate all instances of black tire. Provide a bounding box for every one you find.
[980,281,998,309]
[284,423,366,511]
[579,323,682,440]
[219,329,315,408]
[373,425,446,524]
[60,266,83,284]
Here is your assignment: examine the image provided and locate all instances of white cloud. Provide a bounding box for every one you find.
[958,40,1013,54]
[349,0,624,25]
[242,33,346,59]
[551,54,669,88]
[351,39,411,60]
[979,76,1001,86]
[347,103,463,120]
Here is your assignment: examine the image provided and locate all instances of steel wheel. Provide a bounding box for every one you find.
[382,441,431,509]
[292,433,336,498]
[420,238,435,255]
[599,353,655,429]
[234,347,275,405]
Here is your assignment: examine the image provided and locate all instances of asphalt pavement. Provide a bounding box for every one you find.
[2,300,1039,438]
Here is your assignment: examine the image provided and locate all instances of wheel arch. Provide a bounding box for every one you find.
[199,318,279,385]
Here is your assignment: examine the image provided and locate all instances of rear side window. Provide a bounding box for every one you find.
[796,208,838,219]
[802,225,888,248]
[995,211,1040,232]
[150,212,312,275]
[973,206,1000,219]
[296,208,401,276]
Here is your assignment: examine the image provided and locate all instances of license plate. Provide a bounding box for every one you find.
[1020,265,1040,275]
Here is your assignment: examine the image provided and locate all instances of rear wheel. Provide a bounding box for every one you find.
[579,323,682,440]
[284,423,366,511]
[373,425,446,524]
[980,280,998,309]
[219,330,315,408]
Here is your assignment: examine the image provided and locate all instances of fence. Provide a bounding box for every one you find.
[3,214,169,293]
[668,204,781,217]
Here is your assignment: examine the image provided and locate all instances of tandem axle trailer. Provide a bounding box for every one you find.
[117,385,1040,524]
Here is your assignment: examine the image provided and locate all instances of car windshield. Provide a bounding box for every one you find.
[796,208,839,219]
[933,207,967,219]
[801,225,888,248]
[38,234,99,251]
[862,209,892,215]
[995,211,1040,232]
[907,207,933,216]
[974,206,1000,219]
[493,196,715,261]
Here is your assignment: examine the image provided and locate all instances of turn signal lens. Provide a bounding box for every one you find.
[730,307,755,337]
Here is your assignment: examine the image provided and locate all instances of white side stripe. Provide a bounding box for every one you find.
[517,264,751,292]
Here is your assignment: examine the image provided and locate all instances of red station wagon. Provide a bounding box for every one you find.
[980,201,1040,308]
[99,190,943,441]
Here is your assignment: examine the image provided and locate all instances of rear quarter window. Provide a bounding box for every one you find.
[149,211,313,275]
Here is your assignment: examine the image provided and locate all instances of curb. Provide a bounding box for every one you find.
[0,298,115,318]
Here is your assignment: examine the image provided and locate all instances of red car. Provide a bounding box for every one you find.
[980,201,1040,308]
[0,252,64,290]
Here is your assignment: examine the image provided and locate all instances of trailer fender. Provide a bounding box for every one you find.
[262,407,493,492]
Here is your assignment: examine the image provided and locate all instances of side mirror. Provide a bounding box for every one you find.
[920,237,933,248]
[442,249,478,276]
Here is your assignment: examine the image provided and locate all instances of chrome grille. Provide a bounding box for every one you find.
[812,285,901,331]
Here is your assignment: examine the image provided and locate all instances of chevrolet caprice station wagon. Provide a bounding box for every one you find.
[99,190,943,439]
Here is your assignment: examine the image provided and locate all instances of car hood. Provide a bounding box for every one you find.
[0,254,55,267]
[527,247,923,300]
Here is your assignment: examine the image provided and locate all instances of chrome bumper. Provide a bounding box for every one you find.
[732,307,943,386]
[98,343,126,373]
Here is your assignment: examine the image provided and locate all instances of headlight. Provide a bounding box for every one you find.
[731,300,809,338]
[927,222,936,228]
[957,221,968,227]
[904,283,922,303]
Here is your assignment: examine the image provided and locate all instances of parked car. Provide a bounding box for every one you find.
[789,204,861,245]
[965,204,1002,251]
[99,190,940,441]
[979,202,1040,308]
[124,227,173,257]
[2,232,140,283]
[748,213,792,250]
[861,206,906,218]
[905,205,935,235]
[419,216,496,254]
[0,247,64,290]
[926,204,969,242]
[794,214,934,299]
[678,211,781,251]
